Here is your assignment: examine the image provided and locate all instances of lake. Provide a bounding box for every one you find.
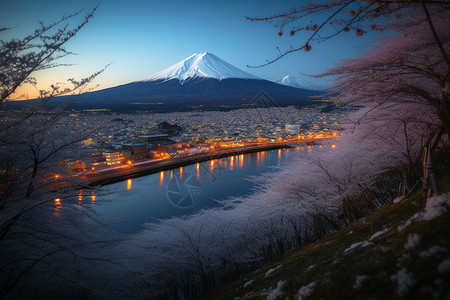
[85,147,304,233]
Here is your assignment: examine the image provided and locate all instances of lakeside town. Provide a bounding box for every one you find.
[51,99,346,173]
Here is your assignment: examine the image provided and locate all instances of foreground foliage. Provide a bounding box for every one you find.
[204,176,450,299]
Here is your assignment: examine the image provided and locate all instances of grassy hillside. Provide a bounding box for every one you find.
[203,177,450,299]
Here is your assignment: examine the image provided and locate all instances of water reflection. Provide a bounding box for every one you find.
[54,198,61,216]
[160,171,164,186]
[78,190,83,205]
[92,148,302,233]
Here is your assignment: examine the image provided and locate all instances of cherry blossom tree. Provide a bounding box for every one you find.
[249,1,449,197]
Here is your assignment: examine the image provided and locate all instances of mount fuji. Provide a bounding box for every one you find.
[55,52,324,112]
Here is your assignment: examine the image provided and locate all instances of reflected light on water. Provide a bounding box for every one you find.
[78,190,83,205]
[180,167,183,179]
[54,198,61,216]
[91,193,96,203]
[230,156,234,171]
[260,151,266,163]
[278,149,281,163]
[127,179,132,190]
[160,171,164,186]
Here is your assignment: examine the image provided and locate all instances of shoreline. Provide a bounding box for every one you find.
[86,143,293,186]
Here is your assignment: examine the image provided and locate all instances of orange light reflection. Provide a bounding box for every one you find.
[53,198,61,216]
[160,171,164,186]
[127,179,132,190]
[78,190,83,204]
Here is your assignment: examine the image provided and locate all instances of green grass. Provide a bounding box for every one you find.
[203,177,450,299]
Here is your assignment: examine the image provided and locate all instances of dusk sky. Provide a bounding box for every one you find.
[1,0,382,99]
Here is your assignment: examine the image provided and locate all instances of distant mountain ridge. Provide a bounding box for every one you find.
[15,53,325,112]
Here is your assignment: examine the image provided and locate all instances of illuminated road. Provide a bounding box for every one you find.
[86,143,292,186]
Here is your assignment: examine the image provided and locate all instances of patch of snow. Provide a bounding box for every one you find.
[243,280,254,288]
[390,268,415,296]
[265,280,286,300]
[353,275,369,289]
[393,197,404,203]
[265,264,283,277]
[344,241,371,253]
[307,264,316,270]
[369,228,389,240]
[398,193,450,231]
[347,230,353,235]
[404,234,421,250]
[141,52,260,84]
[422,194,450,220]
[419,245,448,257]
[296,282,316,300]
[437,259,450,273]
[275,75,320,90]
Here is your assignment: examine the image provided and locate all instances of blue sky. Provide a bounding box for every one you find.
[1,0,381,98]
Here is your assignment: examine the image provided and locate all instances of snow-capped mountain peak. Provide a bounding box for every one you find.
[141,52,260,83]
[275,75,317,90]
